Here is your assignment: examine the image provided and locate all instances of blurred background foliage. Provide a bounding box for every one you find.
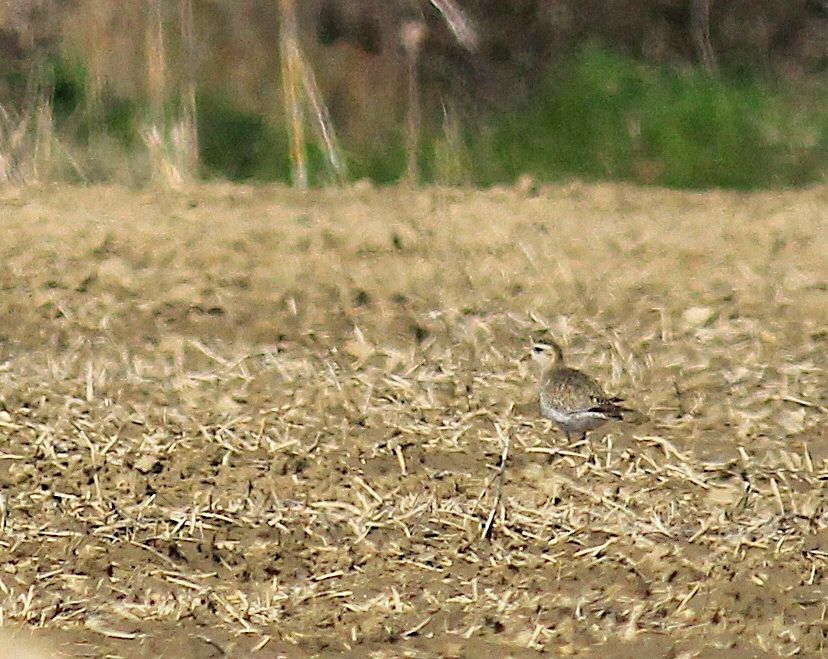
[0,0,826,188]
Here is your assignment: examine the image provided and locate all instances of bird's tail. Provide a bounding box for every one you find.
[589,400,643,422]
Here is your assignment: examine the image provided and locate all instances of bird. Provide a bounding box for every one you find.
[531,339,631,441]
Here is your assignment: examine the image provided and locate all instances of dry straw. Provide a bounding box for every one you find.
[691,0,716,73]
[429,0,479,52]
[401,19,426,186]
[0,89,83,184]
[0,0,84,183]
[145,0,166,131]
[142,0,199,187]
[0,184,824,654]
[179,0,199,177]
[401,0,478,185]
[279,0,307,189]
[278,0,346,188]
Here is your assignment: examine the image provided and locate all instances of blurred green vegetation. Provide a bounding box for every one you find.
[49,56,138,148]
[197,94,290,181]
[34,48,828,188]
[472,46,828,189]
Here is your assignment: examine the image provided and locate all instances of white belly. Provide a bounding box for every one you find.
[541,402,610,435]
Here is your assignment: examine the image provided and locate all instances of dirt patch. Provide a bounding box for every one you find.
[0,183,825,656]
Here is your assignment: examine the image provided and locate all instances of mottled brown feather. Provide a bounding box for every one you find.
[540,366,619,413]
[534,340,631,439]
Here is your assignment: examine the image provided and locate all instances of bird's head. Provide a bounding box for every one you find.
[530,340,564,369]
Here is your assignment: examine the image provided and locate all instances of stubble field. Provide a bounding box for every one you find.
[0,183,826,657]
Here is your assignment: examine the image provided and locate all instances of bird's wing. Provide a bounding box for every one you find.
[545,368,632,419]
[543,368,608,411]
[585,400,627,420]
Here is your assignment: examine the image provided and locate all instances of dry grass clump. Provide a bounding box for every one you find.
[0,183,825,656]
[0,100,85,185]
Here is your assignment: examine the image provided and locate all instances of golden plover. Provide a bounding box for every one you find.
[531,340,630,441]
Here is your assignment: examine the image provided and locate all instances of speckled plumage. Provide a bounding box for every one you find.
[532,340,628,441]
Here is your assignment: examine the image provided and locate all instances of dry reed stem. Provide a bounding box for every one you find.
[401,20,426,186]
[435,98,469,185]
[296,51,346,184]
[85,0,110,123]
[691,0,717,73]
[140,123,183,188]
[428,0,479,52]
[178,0,199,178]
[142,0,186,188]
[278,0,307,190]
[404,0,478,187]
[138,0,198,187]
[481,425,511,540]
[145,0,166,127]
[277,0,344,187]
[0,95,83,185]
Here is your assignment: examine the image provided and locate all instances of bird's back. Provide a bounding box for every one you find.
[540,366,621,415]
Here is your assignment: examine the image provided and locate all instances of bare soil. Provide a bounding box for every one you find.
[0,182,826,657]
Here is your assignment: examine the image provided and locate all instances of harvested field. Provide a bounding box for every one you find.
[0,183,826,657]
